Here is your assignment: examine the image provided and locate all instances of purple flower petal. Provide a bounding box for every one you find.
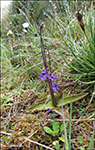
[40,70,48,80]
[45,108,52,115]
[49,74,57,82]
[51,83,59,91]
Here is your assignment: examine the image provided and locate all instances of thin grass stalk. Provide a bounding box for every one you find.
[9,37,12,88]
[85,32,95,53]
[76,38,95,67]
[61,93,69,150]
[66,31,92,73]
[17,1,37,33]
[69,100,72,150]
[60,49,83,73]
[47,48,52,73]
[74,90,95,128]
[56,142,60,150]
[62,72,95,84]
[47,1,95,83]
[87,129,95,150]
[60,37,95,83]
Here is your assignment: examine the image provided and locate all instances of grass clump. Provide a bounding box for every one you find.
[45,1,95,84]
[1,1,95,150]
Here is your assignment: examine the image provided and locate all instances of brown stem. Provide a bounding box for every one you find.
[40,24,56,107]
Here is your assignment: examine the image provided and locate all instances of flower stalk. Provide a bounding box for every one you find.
[39,23,57,107]
[7,30,13,88]
[9,36,11,87]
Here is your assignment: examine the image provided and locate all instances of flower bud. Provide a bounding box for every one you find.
[40,22,44,29]
[34,31,37,37]
[23,29,27,33]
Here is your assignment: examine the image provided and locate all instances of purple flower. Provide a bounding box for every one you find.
[51,83,59,91]
[40,70,48,80]
[45,108,51,115]
[49,74,56,82]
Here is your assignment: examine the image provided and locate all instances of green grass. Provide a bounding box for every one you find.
[1,1,95,149]
[45,1,95,84]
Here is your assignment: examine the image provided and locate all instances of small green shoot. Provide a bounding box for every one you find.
[1,93,13,106]
[88,130,95,150]
[44,121,59,136]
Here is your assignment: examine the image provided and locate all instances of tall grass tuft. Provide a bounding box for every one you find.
[60,4,95,84]
[45,1,95,84]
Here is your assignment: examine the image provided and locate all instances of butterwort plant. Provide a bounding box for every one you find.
[35,22,59,107]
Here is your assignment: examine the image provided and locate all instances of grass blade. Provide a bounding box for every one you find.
[69,100,72,150]
[87,130,95,150]
[61,93,69,150]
